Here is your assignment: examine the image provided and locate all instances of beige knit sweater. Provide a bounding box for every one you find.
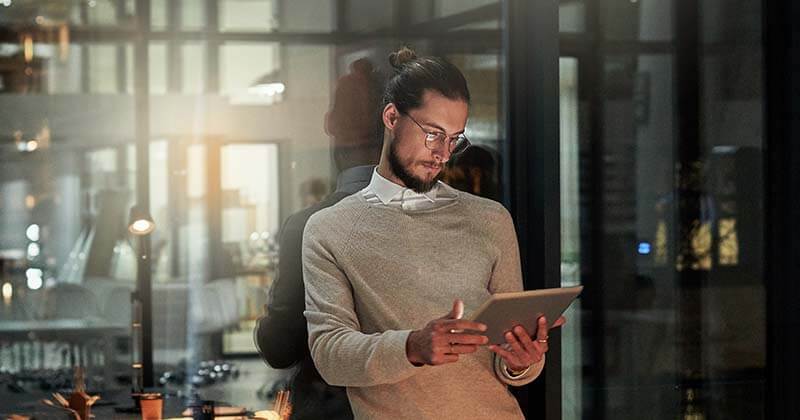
[302,185,544,419]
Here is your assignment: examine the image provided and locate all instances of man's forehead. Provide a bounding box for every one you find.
[415,90,469,131]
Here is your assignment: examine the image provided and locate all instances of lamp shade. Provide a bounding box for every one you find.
[128,205,155,235]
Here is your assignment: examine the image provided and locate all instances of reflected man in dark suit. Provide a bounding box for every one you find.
[255,58,383,420]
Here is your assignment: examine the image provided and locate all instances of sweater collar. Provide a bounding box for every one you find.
[368,167,439,205]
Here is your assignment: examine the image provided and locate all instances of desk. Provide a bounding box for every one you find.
[0,388,185,419]
[0,318,128,386]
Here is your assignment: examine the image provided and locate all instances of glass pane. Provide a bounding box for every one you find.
[346,0,394,31]
[435,0,497,17]
[220,42,280,98]
[560,0,586,33]
[1,1,508,415]
[149,42,168,94]
[442,53,503,201]
[151,0,168,30]
[125,43,166,95]
[0,41,76,94]
[149,141,170,281]
[562,1,766,418]
[181,0,206,30]
[220,0,276,32]
[559,57,583,420]
[88,44,117,93]
[0,2,136,409]
[220,144,280,354]
[601,0,674,41]
[86,0,119,25]
[181,42,205,94]
[279,0,334,32]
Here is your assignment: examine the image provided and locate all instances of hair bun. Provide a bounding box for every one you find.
[389,46,417,70]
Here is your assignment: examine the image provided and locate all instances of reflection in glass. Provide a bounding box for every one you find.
[220,0,275,32]
[558,1,766,417]
[182,42,206,94]
[88,44,117,93]
[220,144,280,354]
[0,0,511,413]
[559,56,583,420]
[182,0,207,30]
[220,43,280,98]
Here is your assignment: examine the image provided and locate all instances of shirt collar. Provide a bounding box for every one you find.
[368,167,439,205]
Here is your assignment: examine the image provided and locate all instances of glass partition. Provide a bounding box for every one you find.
[559,0,766,418]
[0,0,505,416]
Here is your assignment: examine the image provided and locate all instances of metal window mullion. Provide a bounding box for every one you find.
[503,0,561,419]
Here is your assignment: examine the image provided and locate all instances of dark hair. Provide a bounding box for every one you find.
[326,58,385,171]
[381,46,470,113]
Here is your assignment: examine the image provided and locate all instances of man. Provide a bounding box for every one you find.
[255,58,383,419]
[302,47,564,419]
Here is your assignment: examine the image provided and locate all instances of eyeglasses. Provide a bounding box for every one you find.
[404,113,471,155]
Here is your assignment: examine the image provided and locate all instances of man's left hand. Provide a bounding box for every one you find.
[488,315,566,372]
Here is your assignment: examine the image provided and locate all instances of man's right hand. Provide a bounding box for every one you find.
[406,299,489,366]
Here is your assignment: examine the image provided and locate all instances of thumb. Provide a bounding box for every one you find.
[444,299,464,320]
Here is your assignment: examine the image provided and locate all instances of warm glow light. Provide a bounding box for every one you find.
[719,218,739,266]
[25,195,36,209]
[23,34,33,63]
[26,224,40,241]
[2,282,12,305]
[26,268,43,290]
[59,24,70,61]
[130,219,155,234]
[26,140,39,151]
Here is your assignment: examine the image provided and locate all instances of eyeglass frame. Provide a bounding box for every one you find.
[402,112,471,155]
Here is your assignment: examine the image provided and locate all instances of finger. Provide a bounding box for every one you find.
[536,317,549,341]
[447,344,479,354]
[432,354,460,365]
[439,319,487,333]
[488,344,515,361]
[443,299,464,320]
[513,325,537,353]
[534,341,548,355]
[444,333,489,346]
[551,316,567,329]
[505,331,526,355]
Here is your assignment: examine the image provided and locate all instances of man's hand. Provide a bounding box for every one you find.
[488,316,566,372]
[406,299,489,366]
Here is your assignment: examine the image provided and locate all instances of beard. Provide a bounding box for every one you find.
[387,138,442,193]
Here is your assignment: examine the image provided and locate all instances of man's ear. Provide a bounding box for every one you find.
[382,103,399,130]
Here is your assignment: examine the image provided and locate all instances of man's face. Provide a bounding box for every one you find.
[384,90,469,193]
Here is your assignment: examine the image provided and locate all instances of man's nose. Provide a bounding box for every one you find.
[432,142,452,163]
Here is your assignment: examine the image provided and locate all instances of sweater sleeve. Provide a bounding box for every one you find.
[488,206,545,386]
[302,214,422,387]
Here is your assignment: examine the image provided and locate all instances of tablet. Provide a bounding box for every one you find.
[467,286,583,345]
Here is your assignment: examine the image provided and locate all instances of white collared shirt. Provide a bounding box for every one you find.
[362,167,457,212]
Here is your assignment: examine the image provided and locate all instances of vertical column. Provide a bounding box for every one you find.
[673,0,705,401]
[584,0,608,417]
[205,0,220,93]
[134,0,154,388]
[502,0,561,419]
[765,0,800,418]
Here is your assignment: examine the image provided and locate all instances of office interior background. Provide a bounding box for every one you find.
[1,0,799,419]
